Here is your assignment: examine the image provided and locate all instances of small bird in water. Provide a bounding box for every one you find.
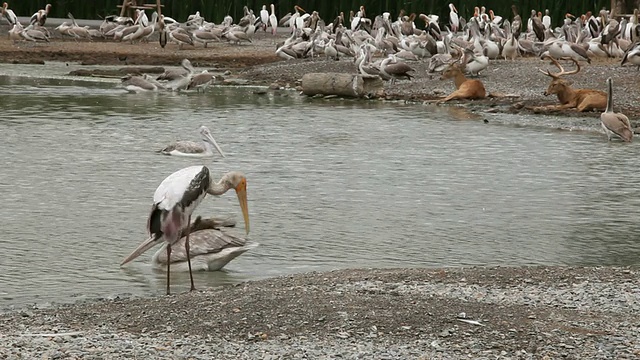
[158,125,225,158]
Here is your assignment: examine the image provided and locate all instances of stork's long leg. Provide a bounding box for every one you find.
[166,243,171,295]
[185,215,195,291]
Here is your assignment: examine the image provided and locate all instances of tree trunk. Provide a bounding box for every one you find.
[301,73,384,98]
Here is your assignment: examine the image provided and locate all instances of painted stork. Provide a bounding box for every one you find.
[448,3,459,32]
[30,3,51,26]
[1,2,18,26]
[121,166,250,295]
[158,125,224,157]
[268,4,278,35]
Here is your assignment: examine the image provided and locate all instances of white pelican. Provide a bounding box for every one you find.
[121,166,250,295]
[121,74,163,93]
[152,216,258,272]
[159,125,225,158]
[600,78,633,142]
[2,2,18,26]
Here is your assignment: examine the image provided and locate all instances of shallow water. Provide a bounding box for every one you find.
[1,64,640,309]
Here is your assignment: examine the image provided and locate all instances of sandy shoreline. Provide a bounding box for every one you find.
[1,266,639,358]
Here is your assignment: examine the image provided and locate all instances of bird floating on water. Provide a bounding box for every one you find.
[158,125,225,158]
[151,216,258,272]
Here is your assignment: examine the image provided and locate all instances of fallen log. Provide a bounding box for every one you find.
[301,73,384,98]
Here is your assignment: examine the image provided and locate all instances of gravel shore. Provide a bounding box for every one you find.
[1,267,639,359]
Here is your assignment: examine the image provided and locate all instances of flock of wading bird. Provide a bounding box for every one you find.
[3,2,636,142]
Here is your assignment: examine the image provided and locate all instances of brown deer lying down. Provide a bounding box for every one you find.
[437,63,486,103]
[539,55,606,112]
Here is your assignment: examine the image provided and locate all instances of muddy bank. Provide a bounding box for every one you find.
[1,30,638,126]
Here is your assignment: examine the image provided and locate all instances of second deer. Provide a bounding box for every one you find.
[538,56,606,112]
[437,63,486,103]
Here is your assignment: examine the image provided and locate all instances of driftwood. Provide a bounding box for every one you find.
[302,73,384,98]
[69,66,165,78]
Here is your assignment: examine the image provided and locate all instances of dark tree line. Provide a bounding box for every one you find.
[10,1,629,29]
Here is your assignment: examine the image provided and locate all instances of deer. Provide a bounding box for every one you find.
[538,55,607,112]
[437,62,486,103]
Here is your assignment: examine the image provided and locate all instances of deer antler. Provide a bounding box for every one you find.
[538,55,581,78]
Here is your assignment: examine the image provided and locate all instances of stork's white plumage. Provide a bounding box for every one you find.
[260,5,269,31]
[2,2,18,26]
[269,4,278,35]
[121,166,250,295]
[448,3,459,32]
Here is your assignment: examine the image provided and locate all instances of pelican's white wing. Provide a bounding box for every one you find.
[160,140,205,155]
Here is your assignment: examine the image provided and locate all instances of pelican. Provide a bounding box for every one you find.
[159,125,225,158]
[121,74,163,93]
[187,71,215,92]
[157,58,193,81]
[152,216,258,272]
[121,166,250,295]
[600,77,633,142]
[1,2,18,26]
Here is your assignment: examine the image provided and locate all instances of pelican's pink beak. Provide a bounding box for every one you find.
[235,179,250,235]
[121,236,163,266]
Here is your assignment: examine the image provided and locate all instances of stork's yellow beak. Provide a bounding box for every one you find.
[235,179,250,234]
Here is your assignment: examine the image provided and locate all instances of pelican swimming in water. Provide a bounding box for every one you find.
[121,165,250,295]
[152,216,258,272]
[159,125,225,158]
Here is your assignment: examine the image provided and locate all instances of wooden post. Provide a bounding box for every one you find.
[301,73,384,98]
[156,0,162,16]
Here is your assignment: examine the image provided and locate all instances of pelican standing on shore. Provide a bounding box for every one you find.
[159,125,225,157]
[600,77,633,142]
[121,166,250,295]
[152,216,258,272]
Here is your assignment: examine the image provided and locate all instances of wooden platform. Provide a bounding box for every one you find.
[118,0,164,17]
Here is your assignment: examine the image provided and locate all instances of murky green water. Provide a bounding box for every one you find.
[1,63,639,309]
